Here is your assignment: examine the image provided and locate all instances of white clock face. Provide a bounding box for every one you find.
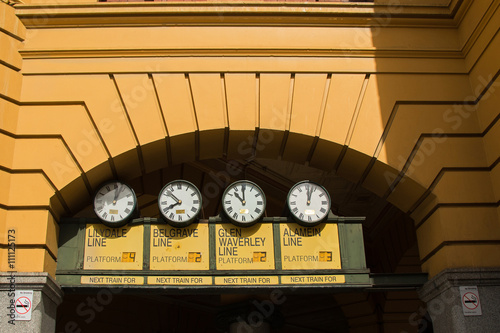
[222,181,266,225]
[94,181,136,226]
[288,181,331,225]
[158,180,202,226]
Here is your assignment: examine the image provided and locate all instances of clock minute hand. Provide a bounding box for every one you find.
[306,185,312,206]
[113,184,123,204]
[167,191,181,204]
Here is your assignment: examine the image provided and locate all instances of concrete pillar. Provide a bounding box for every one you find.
[0,272,63,333]
[419,268,500,333]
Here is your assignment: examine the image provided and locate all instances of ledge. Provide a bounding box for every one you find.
[14,1,465,28]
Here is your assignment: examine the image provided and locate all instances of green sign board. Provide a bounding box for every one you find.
[56,216,370,290]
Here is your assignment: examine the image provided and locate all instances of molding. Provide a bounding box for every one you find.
[0,272,63,306]
[14,1,464,29]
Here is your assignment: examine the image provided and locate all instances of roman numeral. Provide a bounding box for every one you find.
[227,207,233,213]
[257,201,263,205]
[191,192,196,196]
[255,208,261,214]
[255,193,261,197]
[163,208,169,214]
[292,207,299,214]
[290,201,296,206]
[102,212,108,219]
[193,200,199,204]
[308,216,312,222]
[124,208,131,214]
[191,207,197,213]
[225,200,231,205]
[322,201,328,205]
[111,215,115,222]
[233,212,238,219]
[320,207,326,213]
[106,186,111,192]
[178,215,182,221]
[128,201,133,206]
[161,201,167,205]
[126,193,132,198]
[241,216,246,222]
[177,183,182,190]
[299,213,304,220]
[169,213,174,219]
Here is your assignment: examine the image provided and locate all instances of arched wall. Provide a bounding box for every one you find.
[0,0,499,280]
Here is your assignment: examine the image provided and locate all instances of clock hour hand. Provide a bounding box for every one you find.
[234,192,245,205]
[167,201,181,210]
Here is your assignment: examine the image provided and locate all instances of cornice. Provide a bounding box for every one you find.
[14,1,470,28]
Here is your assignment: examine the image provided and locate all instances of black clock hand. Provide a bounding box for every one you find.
[167,201,181,210]
[242,184,246,202]
[113,184,123,204]
[167,191,182,204]
[234,192,245,205]
[306,185,311,206]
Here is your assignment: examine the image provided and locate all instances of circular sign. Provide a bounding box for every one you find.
[15,296,32,315]
[462,292,479,310]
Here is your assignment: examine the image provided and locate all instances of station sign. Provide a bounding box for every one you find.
[280,222,341,270]
[215,223,275,270]
[150,223,209,270]
[84,223,143,270]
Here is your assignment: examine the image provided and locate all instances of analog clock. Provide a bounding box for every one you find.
[287,181,331,226]
[221,180,266,227]
[158,180,202,227]
[93,181,137,227]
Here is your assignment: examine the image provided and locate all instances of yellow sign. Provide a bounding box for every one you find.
[84,224,143,270]
[147,276,212,285]
[81,276,144,285]
[150,223,209,270]
[280,223,341,270]
[281,275,345,284]
[214,276,279,285]
[216,223,275,270]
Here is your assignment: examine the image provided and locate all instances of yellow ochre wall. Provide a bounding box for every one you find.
[0,0,499,279]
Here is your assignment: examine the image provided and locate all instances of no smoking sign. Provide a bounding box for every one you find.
[15,290,33,321]
[459,286,482,316]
